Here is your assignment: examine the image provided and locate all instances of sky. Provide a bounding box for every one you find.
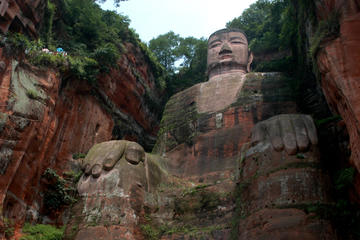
[100,0,258,43]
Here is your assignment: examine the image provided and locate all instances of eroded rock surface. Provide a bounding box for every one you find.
[237,118,336,239]
[154,72,297,181]
[315,0,360,178]
[0,39,163,232]
[64,140,166,240]
[0,0,46,37]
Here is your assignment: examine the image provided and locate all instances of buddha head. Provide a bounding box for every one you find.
[207,28,253,80]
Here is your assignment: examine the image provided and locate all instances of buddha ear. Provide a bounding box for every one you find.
[247,50,253,73]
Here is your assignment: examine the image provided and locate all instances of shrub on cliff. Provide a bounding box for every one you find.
[20,223,63,240]
[39,0,166,88]
[92,42,120,72]
[42,168,77,212]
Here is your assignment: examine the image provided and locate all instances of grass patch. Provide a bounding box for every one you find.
[20,223,64,240]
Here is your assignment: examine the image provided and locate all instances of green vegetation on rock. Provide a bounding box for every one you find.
[20,223,64,240]
[42,168,77,212]
[3,0,166,89]
[1,217,14,239]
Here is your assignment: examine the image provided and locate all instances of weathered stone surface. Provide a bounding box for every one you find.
[236,126,336,239]
[0,60,114,233]
[63,25,342,240]
[0,38,163,234]
[64,140,167,240]
[155,72,297,182]
[237,208,336,240]
[0,0,46,38]
[97,42,162,150]
[315,0,360,180]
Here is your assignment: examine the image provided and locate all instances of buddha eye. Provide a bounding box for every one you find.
[210,43,220,49]
[231,41,244,44]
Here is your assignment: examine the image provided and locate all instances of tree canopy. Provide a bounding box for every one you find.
[227,0,292,54]
[148,32,207,96]
[227,0,296,72]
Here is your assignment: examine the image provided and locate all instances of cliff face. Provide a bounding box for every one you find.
[0,0,45,37]
[313,0,360,176]
[1,0,360,239]
[0,38,162,232]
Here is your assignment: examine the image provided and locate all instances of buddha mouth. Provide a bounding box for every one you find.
[220,54,232,60]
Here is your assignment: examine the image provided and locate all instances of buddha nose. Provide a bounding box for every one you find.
[219,42,232,55]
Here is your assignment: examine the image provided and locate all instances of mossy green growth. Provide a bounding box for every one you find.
[1,217,14,239]
[42,168,77,212]
[141,221,225,239]
[26,89,40,100]
[174,185,223,215]
[20,223,64,240]
[315,115,342,127]
[310,10,340,61]
[42,0,56,48]
[309,10,340,79]
[0,113,8,133]
[29,52,67,70]
[155,92,199,152]
[233,72,295,107]
[72,152,86,159]
[335,167,355,191]
[230,181,250,239]
[140,224,161,240]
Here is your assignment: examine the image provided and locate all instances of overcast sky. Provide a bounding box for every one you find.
[100,0,258,43]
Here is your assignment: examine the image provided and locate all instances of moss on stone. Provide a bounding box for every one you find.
[231,72,295,108]
[154,89,200,153]
[174,185,223,215]
[10,61,47,119]
[0,113,8,133]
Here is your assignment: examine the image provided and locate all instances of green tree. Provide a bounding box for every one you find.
[171,38,207,93]
[227,0,291,54]
[226,0,295,72]
[149,31,181,71]
[149,32,207,96]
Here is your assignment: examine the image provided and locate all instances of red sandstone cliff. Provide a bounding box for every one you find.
[313,0,360,191]
[0,39,163,237]
[0,0,45,38]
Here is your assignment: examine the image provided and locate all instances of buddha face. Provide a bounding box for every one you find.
[207,30,251,78]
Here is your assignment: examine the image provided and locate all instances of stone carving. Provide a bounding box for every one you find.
[207,29,253,80]
[149,28,336,238]
[81,140,145,179]
[238,117,336,239]
[66,29,336,239]
[68,140,166,240]
[250,114,318,154]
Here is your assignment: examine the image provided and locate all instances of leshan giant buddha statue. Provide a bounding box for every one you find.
[65,28,337,240]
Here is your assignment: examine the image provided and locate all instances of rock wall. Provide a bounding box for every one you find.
[313,0,360,176]
[237,134,336,239]
[0,39,162,233]
[0,0,46,38]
